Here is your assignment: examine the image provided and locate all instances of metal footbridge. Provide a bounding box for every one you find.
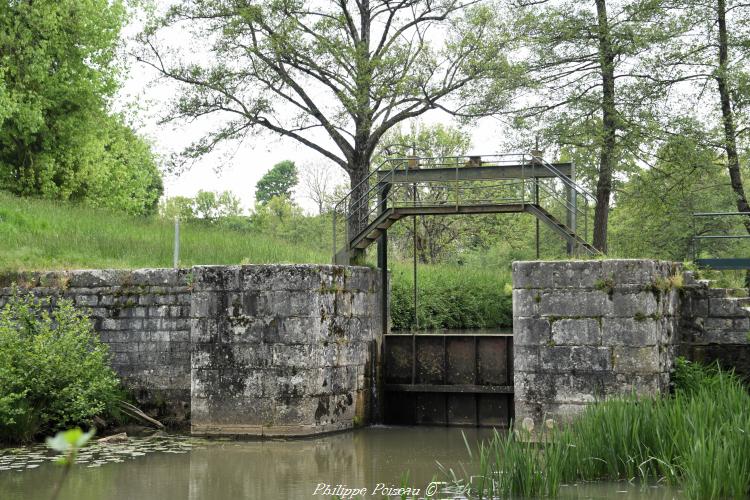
[332,153,599,265]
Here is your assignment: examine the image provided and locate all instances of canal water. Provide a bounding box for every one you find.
[0,426,681,499]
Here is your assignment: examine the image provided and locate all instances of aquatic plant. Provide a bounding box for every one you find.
[46,428,95,500]
[456,359,750,499]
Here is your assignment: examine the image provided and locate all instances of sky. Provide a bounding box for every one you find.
[114,4,512,214]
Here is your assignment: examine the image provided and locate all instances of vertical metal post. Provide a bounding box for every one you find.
[566,162,577,256]
[173,217,180,269]
[535,178,540,259]
[412,182,419,329]
[332,209,337,263]
[377,183,390,336]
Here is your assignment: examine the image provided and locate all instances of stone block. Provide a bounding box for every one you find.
[512,261,556,289]
[539,290,613,317]
[223,316,266,344]
[336,341,368,367]
[551,318,600,345]
[600,260,659,285]
[192,266,241,291]
[264,368,312,399]
[275,317,321,344]
[700,329,750,345]
[513,288,540,317]
[67,269,122,288]
[127,268,182,287]
[709,297,749,317]
[273,396,320,426]
[514,317,551,346]
[74,294,99,307]
[612,291,658,317]
[230,343,271,369]
[272,344,316,368]
[602,318,659,346]
[513,371,559,404]
[554,373,617,403]
[539,346,572,372]
[513,346,540,372]
[570,346,612,371]
[612,346,660,373]
[550,260,604,289]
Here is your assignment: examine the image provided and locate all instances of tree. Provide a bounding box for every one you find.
[79,115,163,215]
[160,196,196,220]
[609,128,737,260]
[138,0,518,242]
[194,190,243,219]
[255,160,298,205]
[673,1,750,234]
[0,0,162,214]
[504,0,682,252]
[300,162,334,215]
[377,122,472,263]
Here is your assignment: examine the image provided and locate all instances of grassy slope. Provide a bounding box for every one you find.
[0,191,329,270]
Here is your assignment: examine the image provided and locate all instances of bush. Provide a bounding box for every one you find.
[0,290,121,443]
[390,263,512,330]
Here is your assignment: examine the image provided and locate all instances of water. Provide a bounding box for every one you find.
[0,426,681,499]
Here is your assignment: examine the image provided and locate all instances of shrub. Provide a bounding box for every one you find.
[390,263,512,330]
[0,290,121,443]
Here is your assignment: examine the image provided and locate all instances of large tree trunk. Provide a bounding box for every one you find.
[593,0,617,254]
[716,0,750,233]
[346,158,371,262]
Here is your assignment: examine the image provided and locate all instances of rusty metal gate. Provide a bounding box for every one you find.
[383,332,513,427]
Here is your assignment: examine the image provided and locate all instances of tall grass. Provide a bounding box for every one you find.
[460,359,750,499]
[0,191,331,270]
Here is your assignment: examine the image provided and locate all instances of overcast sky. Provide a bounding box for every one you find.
[114,6,512,214]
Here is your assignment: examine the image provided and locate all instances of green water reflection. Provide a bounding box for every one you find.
[0,426,681,499]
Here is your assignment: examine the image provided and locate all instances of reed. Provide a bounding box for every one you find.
[459,360,750,499]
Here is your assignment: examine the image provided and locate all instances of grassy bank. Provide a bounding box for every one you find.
[454,359,750,499]
[0,191,512,329]
[0,191,330,269]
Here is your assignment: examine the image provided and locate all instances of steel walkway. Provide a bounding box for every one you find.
[332,153,600,264]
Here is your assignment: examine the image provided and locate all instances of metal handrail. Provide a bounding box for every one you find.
[333,153,596,260]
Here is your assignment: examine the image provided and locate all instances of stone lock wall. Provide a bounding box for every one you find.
[679,273,750,381]
[189,265,382,437]
[0,265,382,436]
[512,260,681,427]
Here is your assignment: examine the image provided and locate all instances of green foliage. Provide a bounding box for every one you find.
[390,263,512,330]
[192,190,243,220]
[0,291,121,443]
[255,160,298,205]
[609,128,738,260]
[159,195,196,220]
[458,359,750,499]
[0,1,162,215]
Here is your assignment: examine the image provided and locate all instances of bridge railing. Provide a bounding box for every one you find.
[332,153,596,260]
[691,212,750,270]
